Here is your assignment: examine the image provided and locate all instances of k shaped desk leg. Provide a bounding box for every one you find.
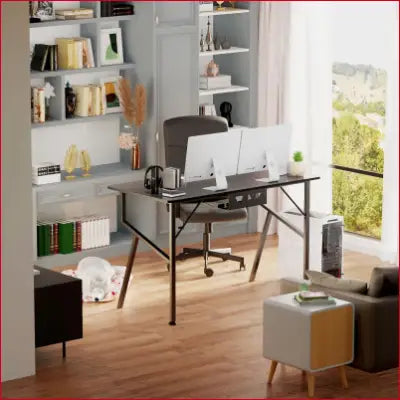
[249,210,272,282]
[169,202,178,325]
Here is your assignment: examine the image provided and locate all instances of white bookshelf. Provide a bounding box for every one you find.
[30,1,138,267]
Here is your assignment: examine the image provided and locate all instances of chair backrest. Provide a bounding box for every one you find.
[163,115,228,172]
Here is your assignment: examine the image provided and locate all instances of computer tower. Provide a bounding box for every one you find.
[277,210,344,280]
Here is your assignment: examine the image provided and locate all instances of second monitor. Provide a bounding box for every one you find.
[237,124,292,176]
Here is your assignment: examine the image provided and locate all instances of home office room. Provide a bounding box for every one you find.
[1,1,398,398]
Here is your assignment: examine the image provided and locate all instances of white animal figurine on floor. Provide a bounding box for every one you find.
[76,257,115,302]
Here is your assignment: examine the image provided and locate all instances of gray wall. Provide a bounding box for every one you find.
[1,1,36,382]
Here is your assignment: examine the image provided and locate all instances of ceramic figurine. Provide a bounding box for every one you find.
[213,34,221,51]
[205,17,212,51]
[206,60,219,77]
[200,30,205,52]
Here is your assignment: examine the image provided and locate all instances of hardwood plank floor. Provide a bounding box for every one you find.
[3,233,397,398]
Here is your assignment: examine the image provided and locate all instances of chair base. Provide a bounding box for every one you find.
[176,247,246,277]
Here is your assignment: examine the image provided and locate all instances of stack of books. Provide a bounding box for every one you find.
[72,85,106,117]
[37,216,110,257]
[31,44,58,72]
[32,162,61,185]
[199,103,217,116]
[55,8,94,20]
[101,2,134,17]
[294,291,336,306]
[31,87,46,123]
[55,37,95,70]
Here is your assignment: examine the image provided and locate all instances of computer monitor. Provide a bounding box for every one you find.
[237,124,292,176]
[184,131,242,191]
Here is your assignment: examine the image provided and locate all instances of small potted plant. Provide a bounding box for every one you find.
[289,151,306,176]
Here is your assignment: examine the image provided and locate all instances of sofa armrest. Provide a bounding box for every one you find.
[311,285,398,372]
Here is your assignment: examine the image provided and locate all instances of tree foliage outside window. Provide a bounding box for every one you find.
[332,63,385,239]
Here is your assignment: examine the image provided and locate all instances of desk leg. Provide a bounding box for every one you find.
[249,210,272,282]
[117,235,139,309]
[169,203,177,325]
[303,181,310,278]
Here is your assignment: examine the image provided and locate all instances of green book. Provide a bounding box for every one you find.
[43,224,51,256]
[58,221,74,254]
[37,224,44,257]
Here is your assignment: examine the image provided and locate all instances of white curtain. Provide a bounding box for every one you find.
[284,2,333,213]
[256,2,291,233]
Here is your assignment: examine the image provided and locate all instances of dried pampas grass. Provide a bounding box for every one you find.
[118,77,136,127]
[134,84,146,127]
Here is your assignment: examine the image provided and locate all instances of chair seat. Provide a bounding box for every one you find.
[180,203,248,223]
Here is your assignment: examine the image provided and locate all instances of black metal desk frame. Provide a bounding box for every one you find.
[111,174,318,325]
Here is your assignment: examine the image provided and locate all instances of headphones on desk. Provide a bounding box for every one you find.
[144,165,164,194]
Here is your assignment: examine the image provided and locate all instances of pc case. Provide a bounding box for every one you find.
[278,210,344,280]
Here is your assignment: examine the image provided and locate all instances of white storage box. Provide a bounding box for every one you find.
[199,74,231,90]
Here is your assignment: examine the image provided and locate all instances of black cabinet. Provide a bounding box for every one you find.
[34,267,82,357]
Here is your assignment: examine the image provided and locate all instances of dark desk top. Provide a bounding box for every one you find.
[109,172,320,204]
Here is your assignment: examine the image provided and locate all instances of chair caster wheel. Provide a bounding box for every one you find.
[204,268,214,277]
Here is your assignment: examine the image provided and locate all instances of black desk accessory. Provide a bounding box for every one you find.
[144,165,163,194]
[220,101,233,127]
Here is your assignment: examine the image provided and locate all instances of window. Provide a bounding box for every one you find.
[331,3,390,239]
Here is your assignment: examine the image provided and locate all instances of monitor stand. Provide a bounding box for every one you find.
[256,150,280,183]
[203,158,228,191]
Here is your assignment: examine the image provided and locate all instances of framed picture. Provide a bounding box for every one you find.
[30,1,55,21]
[100,77,122,114]
[100,28,124,66]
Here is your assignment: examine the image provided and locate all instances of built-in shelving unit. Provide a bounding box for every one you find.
[30,1,138,268]
[198,2,255,128]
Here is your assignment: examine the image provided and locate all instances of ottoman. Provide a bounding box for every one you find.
[263,292,354,397]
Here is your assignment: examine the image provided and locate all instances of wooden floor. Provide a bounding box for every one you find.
[3,234,398,398]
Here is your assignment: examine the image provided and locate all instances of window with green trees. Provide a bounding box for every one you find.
[332,63,385,239]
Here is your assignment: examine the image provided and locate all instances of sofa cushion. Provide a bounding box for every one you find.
[306,270,368,294]
[368,267,399,297]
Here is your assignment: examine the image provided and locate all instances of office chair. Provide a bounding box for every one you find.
[163,115,247,277]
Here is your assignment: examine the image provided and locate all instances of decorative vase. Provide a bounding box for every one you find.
[206,60,219,77]
[213,34,221,51]
[131,137,140,170]
[65,82,76,118]
[289,161,306,177]
[221,37,231,50]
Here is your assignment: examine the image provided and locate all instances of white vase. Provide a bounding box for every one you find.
[289,161,306,177]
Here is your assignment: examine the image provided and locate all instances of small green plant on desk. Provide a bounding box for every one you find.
[289,151,306,176]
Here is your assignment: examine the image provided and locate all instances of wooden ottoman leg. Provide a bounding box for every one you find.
[307,373,315,397]
[338,365,348,389]
[267,360,278,384]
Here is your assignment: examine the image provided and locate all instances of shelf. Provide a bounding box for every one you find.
[31,63,136,78]
[199,47,249,57]
[33,163,144,193]
[36,231,132,268]
[31,113,123,129]
[29,15,135,28]
[199,85,249,96]
[199,7,249,17]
